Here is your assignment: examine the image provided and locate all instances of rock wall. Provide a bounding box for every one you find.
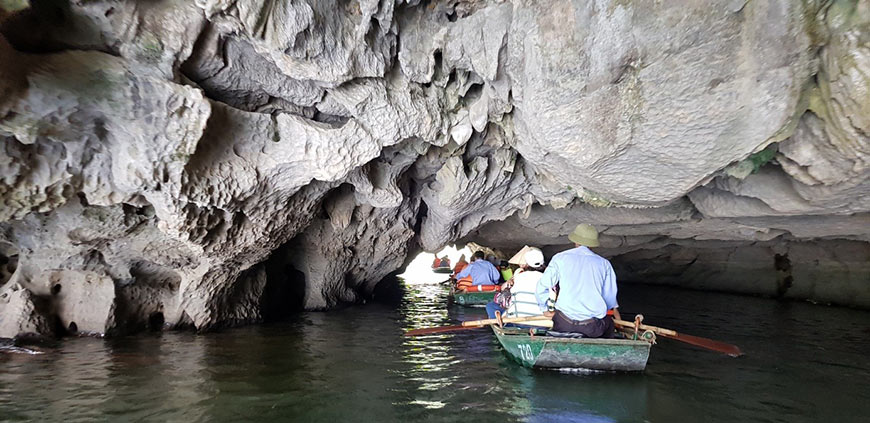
[609,239,870,308]
[0,0,868,339]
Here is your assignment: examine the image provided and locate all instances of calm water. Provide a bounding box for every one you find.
[2,277,870,422]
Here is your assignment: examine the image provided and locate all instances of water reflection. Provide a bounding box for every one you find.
[1,274,869,422]
[397,279,457,411]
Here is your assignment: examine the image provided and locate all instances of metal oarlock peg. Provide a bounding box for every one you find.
[634,314,644,340]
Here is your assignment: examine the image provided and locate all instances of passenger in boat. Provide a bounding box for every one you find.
[486,248,552,322]
[452,254,469,275]
[507,249,547,317]
[498,260,513,283]
[536,224,621,338]
[438,256,450,268]
[432,256,442,268]
[455,251,501,289]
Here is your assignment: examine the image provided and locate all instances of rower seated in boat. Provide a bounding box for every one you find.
[536,224,622,338]
[455,251,500,290]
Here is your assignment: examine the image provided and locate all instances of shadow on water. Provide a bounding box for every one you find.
[1,272,869,422]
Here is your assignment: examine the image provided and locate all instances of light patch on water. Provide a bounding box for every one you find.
[0,345,45,355]
[554,367,608,375]
[406,399,446,409]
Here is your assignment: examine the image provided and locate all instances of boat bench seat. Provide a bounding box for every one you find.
[546,331,586,338]
[546,331,628,339]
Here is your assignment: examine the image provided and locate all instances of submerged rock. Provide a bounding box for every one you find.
[0,0,868,337]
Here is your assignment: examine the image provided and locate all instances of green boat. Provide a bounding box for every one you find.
[449,289,494,306]
[432,267,453,274]
[491,325,653,371]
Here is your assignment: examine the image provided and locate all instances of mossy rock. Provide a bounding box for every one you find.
[0,0,29,13]
[724,143,779,179]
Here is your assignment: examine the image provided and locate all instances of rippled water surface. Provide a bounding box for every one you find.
[2,276,870,422]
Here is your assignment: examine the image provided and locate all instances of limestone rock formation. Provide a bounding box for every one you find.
[0,0,868,338]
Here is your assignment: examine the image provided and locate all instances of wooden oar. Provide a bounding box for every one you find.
[404,315,553,336]
[614,318,742,357]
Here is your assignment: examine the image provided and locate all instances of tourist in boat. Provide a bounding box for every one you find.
[486,248,547,319]
[432,256,442,268]
[498,260,513,283]
[506,249,547,317]
[455,251,501,289]
[452,254,468,275]
[536,224,621,338]
[438,256,451,268]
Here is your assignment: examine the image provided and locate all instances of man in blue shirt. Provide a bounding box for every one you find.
[455,251,501,286]
[536,224,622,338]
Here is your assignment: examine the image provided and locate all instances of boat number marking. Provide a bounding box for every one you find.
[518,344,534,361]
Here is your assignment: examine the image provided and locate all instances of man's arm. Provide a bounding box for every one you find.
[536,259,559,314]
[602,261,619,311]
[489,263,501,283]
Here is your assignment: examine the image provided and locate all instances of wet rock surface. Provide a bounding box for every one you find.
[0,0,868,337]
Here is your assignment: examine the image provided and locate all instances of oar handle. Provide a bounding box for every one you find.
[614,318,677,336]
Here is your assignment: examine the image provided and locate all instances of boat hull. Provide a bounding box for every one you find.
[492,325,651,371]
[449,290,493,306]
[432,267,453,274]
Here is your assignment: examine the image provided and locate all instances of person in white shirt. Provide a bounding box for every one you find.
[486,247,551,320]
[505,248,546,318]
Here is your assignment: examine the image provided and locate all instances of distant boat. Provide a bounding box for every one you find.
[491,325,653,371]
[432,267,453,274]
[448,287,496,306]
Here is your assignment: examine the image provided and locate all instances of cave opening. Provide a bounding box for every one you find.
[148,312,165,331]
[260,251,307,322]
[398,245,473,282]
[0,242,19,287]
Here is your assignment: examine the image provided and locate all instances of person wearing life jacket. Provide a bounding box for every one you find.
[438,256,450,268]
[536,224,621,338]
[452,254,468,275]
[432,256,441,268]
[455,251,500,290]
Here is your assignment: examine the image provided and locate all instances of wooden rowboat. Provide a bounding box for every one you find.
[449,289,494,306]
[491,324,653,371]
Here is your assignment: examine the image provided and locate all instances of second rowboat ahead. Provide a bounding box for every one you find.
[449,289,494,306]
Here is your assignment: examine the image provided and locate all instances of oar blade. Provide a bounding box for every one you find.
[668,333,743,357]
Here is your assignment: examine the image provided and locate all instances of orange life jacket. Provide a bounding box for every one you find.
[456,276,501,292]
